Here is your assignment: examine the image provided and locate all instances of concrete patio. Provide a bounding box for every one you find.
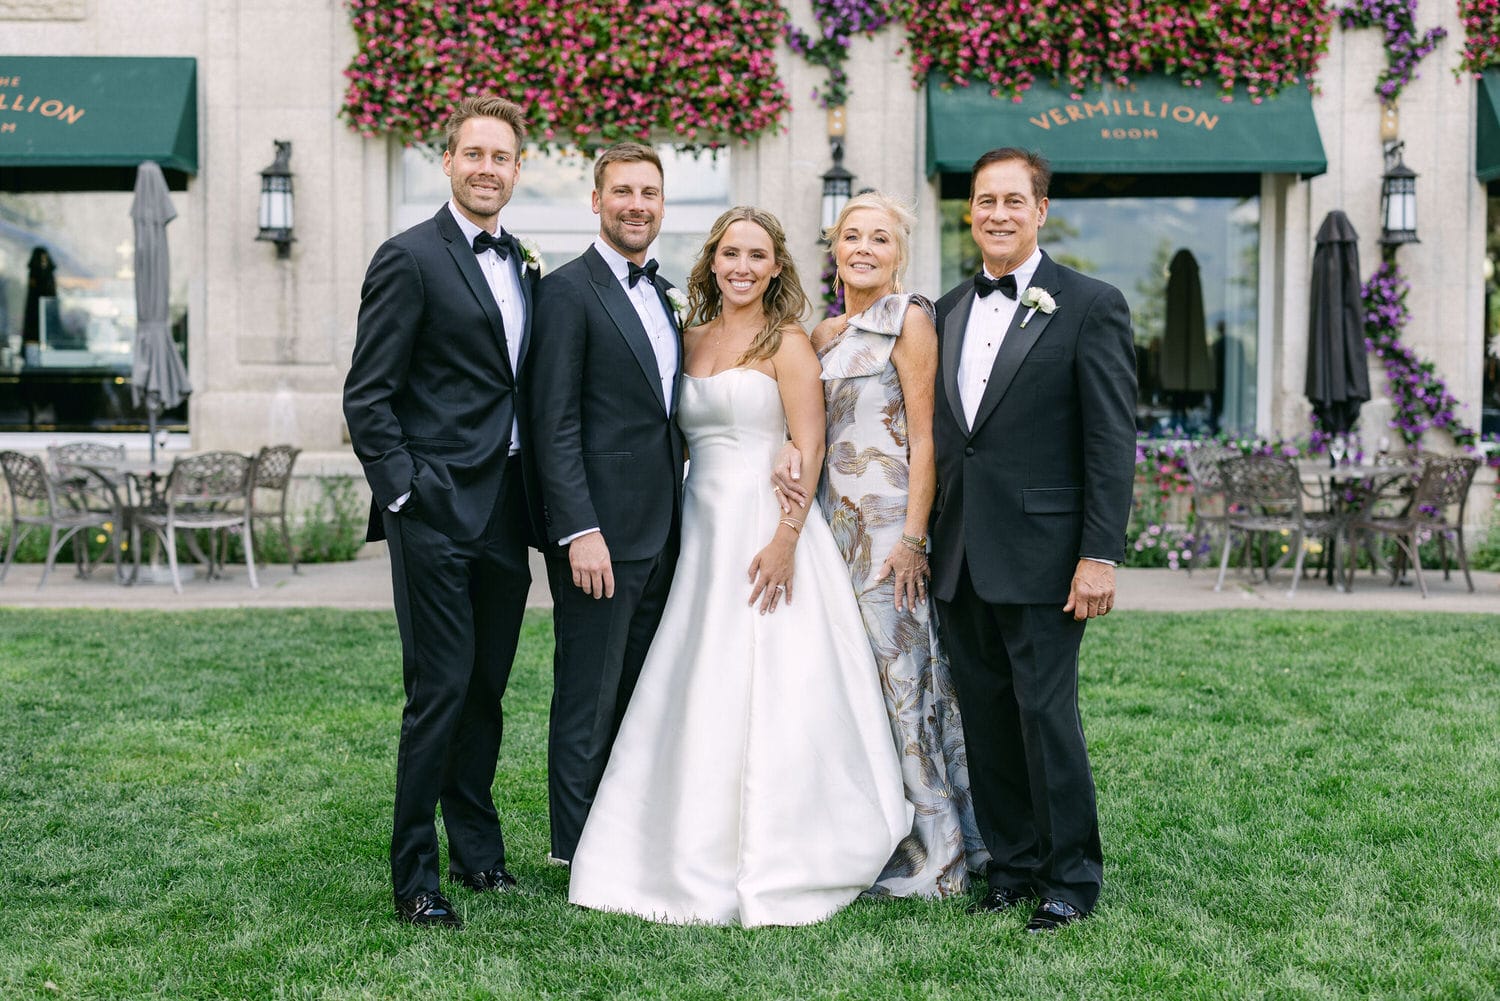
[1,546,1496,614]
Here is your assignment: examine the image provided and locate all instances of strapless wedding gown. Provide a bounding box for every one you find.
[568,367,911,927]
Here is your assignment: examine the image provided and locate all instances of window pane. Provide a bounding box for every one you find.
[940,194,1260,437]
[1484,193,1500,438]
[0,191,189,432]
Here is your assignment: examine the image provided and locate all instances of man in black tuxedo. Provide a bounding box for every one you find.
[528,143,684,864]
[343,96,542,928]
[931,148,1136,932]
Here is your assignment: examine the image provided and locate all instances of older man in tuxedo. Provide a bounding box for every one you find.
[344,96,541,928]
[930,148,1136,932]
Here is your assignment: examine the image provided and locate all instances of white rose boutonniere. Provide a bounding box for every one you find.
[665,287,690,327]
[518,237,545,276]
[1019,287,1058,329]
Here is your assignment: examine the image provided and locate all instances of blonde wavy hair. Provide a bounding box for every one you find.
[686,206,811,365]
[823,191,917,293]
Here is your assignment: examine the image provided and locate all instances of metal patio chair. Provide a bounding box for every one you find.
[249,444,302,573]
[1214,453,1342,596]
[132,450,257,594]
[0,450,119,589]
[1348,454,1480,597]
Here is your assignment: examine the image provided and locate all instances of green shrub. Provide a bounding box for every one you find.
[1,475,367,567]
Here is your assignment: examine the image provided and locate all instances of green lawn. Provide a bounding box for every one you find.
[1,608,1496,1000]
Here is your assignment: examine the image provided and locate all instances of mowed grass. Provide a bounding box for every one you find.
[0,608,1496,1000]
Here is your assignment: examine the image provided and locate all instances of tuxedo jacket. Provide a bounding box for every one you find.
[930,250,1137,606]
[343,205,543,544]
[527,245,685,562]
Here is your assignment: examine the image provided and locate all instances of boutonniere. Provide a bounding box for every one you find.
[1019,287,1058,329]
[518,236,545,276]
[665,287,690,326]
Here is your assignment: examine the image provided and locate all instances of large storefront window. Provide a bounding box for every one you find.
[394,143,730,283]
[941,193,1260,437]
[0,191,189,432]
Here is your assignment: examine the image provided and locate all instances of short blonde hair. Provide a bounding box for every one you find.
[823,191,917,288]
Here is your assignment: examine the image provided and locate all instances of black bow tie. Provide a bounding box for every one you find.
[627,259,659,288]
[975,272,1018,300]
[472,230,515,259]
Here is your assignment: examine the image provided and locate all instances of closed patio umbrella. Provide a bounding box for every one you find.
[131,160,191,464]
[1306,210,1370,436]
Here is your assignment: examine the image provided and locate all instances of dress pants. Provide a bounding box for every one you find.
[937,561,1103,913]
[384,457,531,901]
[545,535,677,861]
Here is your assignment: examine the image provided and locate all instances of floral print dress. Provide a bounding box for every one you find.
[816,292,988,898]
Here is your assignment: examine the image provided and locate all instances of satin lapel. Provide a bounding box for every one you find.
[653,280,685,415]
[941,289,974,432]
[515,256,538,373]
[585,248,669,414]
[969,254,1063,435]
[439,209,513,382]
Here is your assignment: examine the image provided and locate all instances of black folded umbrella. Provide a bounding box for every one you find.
[1306,210,1370,435]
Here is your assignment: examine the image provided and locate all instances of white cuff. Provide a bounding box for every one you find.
[559,527,601,546]
[387,490,411,513]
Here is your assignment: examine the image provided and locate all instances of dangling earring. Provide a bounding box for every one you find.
[832,272,842,297]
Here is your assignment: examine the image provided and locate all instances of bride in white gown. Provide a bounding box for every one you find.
[568,207,911,927]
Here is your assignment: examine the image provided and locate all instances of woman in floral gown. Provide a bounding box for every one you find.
[777,191,987,897]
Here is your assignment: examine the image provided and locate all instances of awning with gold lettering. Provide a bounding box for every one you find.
[925,74,1326,179]
[1476,70,1500,183]
[0,56,197,191]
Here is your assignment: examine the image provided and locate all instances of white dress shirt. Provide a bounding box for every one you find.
[593,237,678,413]
[957,247,1042,431]
[449,201,526,454]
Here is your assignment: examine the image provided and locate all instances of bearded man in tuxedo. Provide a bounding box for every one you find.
[344,95,542,928]
[528,143,685,864]
[930,148,1136,932]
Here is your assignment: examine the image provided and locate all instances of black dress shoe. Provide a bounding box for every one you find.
[1025,898,1085,932]
[395,890,463,928]
[450,865,518,892]
[970,885,1034,913]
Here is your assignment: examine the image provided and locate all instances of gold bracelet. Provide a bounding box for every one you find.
[900,533,927,552]
[779,518,803,534]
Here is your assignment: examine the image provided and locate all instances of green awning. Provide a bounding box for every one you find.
[926,74,1326,178]
[0,56,197,181]
[1477,70,1500,183]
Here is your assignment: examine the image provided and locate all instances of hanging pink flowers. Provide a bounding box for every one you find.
[1459,0,1500,75]
[888,1,1333,102]
[342,0,790,149]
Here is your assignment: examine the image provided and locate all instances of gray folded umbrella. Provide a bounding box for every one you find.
[131,161,190,459]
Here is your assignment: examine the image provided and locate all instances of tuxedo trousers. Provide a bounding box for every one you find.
[545,534,678,861]
[937,561,1103,913]
[383,456,531,901]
